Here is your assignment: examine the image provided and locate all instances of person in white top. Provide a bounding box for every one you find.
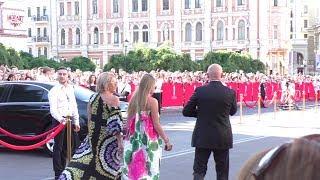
[48,67,80,179]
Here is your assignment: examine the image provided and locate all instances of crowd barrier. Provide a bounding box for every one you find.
[129,82,320,107]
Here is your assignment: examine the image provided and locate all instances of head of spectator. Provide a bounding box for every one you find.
[7,73,15,81]
[207,64,223,81]
[88,74,97,85]
[42,67,51,77]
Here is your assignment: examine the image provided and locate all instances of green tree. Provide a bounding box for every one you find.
[64,56,96,71]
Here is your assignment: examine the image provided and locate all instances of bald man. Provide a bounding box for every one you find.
[183,64,237,180]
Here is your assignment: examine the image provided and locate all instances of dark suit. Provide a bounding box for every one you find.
[183,81,237,180]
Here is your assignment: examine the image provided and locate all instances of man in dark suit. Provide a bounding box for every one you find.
[183,64,237,180]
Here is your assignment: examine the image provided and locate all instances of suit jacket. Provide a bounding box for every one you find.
[182,81,237,149]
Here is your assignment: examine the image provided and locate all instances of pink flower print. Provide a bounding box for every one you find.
[128,149,147,180]
[141,115,158,141]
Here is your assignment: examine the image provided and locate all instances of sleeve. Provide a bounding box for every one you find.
[48,87,64,123]
[106,108,123,136]
[182,87,198,117]
[230,90,238,116]
[70,88,80,126]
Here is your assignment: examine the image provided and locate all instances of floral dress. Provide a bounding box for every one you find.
[122,111,162,180]
[59,94,123,180]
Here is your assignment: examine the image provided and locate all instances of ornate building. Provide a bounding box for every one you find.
[48,0,291,73]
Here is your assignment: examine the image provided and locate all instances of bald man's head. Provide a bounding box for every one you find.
[207,64,223,81]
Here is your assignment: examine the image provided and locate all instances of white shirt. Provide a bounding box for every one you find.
[117,81,131,95]
[48,83,79,126]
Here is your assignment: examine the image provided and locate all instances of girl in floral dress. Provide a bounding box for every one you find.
[122,73,173,180]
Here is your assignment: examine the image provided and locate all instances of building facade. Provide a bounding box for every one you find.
[49,0,290,73]
[25,0,52,58]
[0,0,27,52]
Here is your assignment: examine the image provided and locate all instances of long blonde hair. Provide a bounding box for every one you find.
[127,73,155,117]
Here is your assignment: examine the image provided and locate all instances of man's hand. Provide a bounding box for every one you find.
[74,124,80,132]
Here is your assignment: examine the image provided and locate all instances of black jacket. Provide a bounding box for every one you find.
[182,81,237,149]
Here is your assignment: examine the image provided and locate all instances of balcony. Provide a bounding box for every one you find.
[32,15,49,23]
[32,36,50,43]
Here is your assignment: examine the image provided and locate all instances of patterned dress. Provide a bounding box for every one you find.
[59,94,123,180]
[122,111,162,180]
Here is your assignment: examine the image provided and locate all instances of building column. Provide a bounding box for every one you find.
[81,0,88,57]
[203,0,212,54]
[173,0,182,52]
[149,0,157,48]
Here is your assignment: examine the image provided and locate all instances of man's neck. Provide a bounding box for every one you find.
[210,79,221,82]
[59,82,68,87]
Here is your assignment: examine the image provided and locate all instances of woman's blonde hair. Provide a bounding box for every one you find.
[127,73,156,117]
[96,72,115,93]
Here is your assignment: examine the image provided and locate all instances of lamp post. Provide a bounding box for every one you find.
[124,39,129,72]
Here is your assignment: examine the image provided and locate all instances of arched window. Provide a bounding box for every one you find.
[185,23,192,42]
[132,0,138,12]
[196,22,202,41]
[114,27,119,44]
[185,0,191,9]
[216,0,222,7]
[76,28,80,45]
[113,0,119,13]
[61,29,65,45]
[133,25,139,43]
[142,25,149,42]
[217,21,224,41]
[163,0,169,10]
[238,20,245,40]
[142,0,148,11]
[94,27,99,44]
[68,28,72,45]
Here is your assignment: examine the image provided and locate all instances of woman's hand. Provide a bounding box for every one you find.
[164,141,173,151]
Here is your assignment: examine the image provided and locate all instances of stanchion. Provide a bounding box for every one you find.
[273,92,277,120]
[240,94,243,124]
[303,91,306,111]
[66,116,72,164]
[258,93,261,121]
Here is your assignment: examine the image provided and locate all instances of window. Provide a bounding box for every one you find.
[37,7,40,19]
[274,0,278,6]
[142,0,148,11]
[113,0,119,13]
[38,47,41,57]
[44,28,47,37]
[233,28,235,40]
[238,20,245,40]
[43,6,47,16]
[132,0,138,12]
[290,34,293,39]
[304,5,308,14]
[195,0,201,8]
[142,25,149,42]
[163,0,169,10]
[28,28,32,37]
[225,28,228,40]
[185,23,192,42]
[68,28,72,45]
[28,48,32,54]
[185,0,191,9]
[162,24,169,41]
[238,0,243,5]
[93,0,97,14]
[44,47,47,57]
[8,85,45,102]
[60,3,64,16]
[75,1,80,15]
[290,11,293,18]
[304,34,308,38]
[217,21,224,40]
[133,25,139,43]
[216,0,222,7]
[304,20,308,28]
[196,22,202,41]
[28,7,31,17]
[114,27,119,44]
[76,28,80,45]
[94,27,99,44]
[37,28,41,37]
[290,21,293,32]
[61,29,65,45]
[273,25,278,39]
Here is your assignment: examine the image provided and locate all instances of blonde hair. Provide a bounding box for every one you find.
[127,73,155,117]
[96,72,115,93]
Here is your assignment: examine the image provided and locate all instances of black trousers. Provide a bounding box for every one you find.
[52,120,79,179]
[193,148,229,180]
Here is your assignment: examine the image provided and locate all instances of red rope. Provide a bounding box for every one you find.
[0,124,60,141]
[243,100,258,109]
[0,123,65,151]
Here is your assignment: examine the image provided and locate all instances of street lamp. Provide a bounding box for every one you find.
[124,39,129,72]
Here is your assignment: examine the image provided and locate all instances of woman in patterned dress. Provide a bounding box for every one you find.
[122,73,173,180]
[59,72,123,180]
